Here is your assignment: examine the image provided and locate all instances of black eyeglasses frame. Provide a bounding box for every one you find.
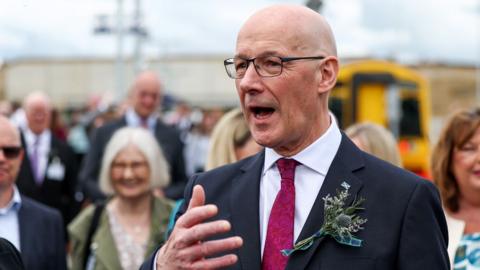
[224,55,326,79]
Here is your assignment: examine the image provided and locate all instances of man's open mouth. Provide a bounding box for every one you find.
[251,106,275,119]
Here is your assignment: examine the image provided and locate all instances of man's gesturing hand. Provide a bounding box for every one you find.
[156,185,243,269]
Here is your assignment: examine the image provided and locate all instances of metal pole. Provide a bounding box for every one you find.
[133,0,144,74]
[477,12,480,102]
[115,0,125,102]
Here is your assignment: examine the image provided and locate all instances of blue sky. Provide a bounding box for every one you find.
[0,0,479,65]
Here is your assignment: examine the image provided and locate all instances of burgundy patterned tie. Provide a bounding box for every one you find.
[262,158,299,270]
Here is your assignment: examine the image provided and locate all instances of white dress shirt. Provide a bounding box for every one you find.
[153,116,341,269]
[23,128,52,182]
[125,108,158,131]
[259,116,342,255]
[0,186,22,250]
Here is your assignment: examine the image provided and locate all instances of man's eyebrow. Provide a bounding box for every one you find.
[234,51,282,59]
[259,51,281,57]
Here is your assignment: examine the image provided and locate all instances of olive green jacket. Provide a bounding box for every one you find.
[68,197,173,270]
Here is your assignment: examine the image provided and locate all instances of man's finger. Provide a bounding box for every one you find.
[188,185,206,210]
[178,236,243,261]
[176,220,233,247]
[175,204,218,228]
[190,254,239,270]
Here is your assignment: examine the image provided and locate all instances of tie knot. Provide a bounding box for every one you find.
[140,119,149,128]
[276,158,299,182]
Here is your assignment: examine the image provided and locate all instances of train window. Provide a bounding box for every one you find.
[400,98,421,136]
[329,98,343,128]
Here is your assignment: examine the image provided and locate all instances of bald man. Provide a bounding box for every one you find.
[79,71,187,201]
[0,116,66,270]
[16,92,78,225]
[142,5,449,270]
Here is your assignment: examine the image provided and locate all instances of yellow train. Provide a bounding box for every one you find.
[330,59,431,177]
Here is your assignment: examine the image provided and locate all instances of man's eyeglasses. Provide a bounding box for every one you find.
[0,146,22,159]
[224,55,325,79]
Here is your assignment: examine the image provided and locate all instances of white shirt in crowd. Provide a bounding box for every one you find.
[23,128,52,182]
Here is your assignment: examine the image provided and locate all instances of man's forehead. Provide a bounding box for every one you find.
[235,5,335,56]
[134,79,161,93]
[134,86,160,95]
[234,47,285,58]
[0,127,20,145]
[27,102,49,112]
[236,21,314,56]
[235,33,308,58]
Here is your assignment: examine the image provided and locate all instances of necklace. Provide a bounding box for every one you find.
[107,199,151,236]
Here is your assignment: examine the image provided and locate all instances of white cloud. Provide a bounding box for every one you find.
[0,0,478,64]
[325,0,479,64]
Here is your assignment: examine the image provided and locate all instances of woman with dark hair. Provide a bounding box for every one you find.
[431,107,480,269]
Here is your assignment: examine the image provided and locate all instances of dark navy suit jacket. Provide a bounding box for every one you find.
[18,196,67,270]
[142,134,449,269]
[17,132,78,225]
[0,237,24,270]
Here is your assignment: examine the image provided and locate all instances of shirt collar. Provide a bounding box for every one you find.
[263,113,342,176]
[0,186,22,214]
[125,108,157,129]
[23,127,51,146]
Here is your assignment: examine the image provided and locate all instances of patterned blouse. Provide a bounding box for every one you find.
[107,207,148,270]
[454,233,480,270]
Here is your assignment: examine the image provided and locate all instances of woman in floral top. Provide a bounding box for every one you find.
[432,107,480,269]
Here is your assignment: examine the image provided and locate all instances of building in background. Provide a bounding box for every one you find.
[0,55,238,109]
[0,56,477,138]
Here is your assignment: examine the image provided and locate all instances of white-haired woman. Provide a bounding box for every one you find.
[68,127,173,270]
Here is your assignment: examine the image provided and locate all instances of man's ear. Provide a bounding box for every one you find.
[317,57,339,93]
[18,149,24,161]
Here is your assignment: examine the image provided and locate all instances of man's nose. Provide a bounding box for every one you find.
[239,63,262,92]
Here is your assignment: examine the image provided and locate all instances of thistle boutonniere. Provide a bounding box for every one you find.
[282,181,367,256]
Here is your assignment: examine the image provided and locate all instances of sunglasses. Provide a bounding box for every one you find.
[0,146,22,159]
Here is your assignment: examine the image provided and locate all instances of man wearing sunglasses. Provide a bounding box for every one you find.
[0,116,66,270]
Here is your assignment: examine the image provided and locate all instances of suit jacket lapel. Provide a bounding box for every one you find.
[230,151,264,270]
[286,134,365,270]
[18,197,31,254]
[19,133,36,186]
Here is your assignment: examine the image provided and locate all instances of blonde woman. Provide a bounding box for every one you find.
[346,122,403,167]
[206,108,262,170]
[68,127,173,270]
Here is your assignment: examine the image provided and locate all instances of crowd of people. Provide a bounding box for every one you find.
[0,3,478,270]
[0,68,265,269]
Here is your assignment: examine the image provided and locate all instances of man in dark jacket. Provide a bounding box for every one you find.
[0,115,66,270]
[142,4,449,270]
[16,92,78,225]
[79,71,187,201]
